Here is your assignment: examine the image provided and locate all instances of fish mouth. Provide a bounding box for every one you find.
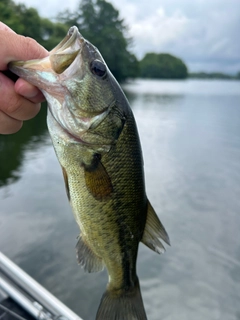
[50,26,81,55]
[8,26,83,90]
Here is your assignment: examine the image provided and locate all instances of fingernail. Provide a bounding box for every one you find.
[22,87,39,98]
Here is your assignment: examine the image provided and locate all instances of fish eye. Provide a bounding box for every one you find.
[90,60,107,78]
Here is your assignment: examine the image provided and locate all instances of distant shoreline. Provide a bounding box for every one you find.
[124,77,240,83]
[188,72,240,80]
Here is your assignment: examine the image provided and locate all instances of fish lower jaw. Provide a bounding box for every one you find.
[48,109,87,145]
[61,126,87,145]
[61,126,111,151]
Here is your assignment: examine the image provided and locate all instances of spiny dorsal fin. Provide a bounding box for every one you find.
[84,156,113,201]
[141,201,170,254]
[76,234,104,273]
[61,166,70,201]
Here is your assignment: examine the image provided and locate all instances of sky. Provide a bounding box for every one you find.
[14,0,240,74]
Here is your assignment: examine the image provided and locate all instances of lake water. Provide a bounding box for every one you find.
[1,79,240,320]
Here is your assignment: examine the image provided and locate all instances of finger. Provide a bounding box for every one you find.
[0,32,48,69]
[0,22,15,33]
[0,72,41,121]
[0,110,23,134]
[15,78,45,104]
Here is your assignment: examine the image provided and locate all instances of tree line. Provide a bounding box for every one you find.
[1,0,190,81]
[0,0,140,82]
[189,72,240,80]
[1,0,238,81]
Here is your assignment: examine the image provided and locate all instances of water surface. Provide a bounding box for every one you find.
[1,79,240,320]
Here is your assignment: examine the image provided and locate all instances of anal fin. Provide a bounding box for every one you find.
[141,201,170,254]
[76,235,104,273]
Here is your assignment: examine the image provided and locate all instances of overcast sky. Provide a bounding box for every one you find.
[14,0,240,74]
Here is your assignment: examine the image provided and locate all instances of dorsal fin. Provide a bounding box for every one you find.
[141,201,170,254]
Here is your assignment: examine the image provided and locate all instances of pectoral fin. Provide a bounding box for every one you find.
[84,157,113,201]
[76,235,104,273]
[61,166,70,201]
[141,201,170,254]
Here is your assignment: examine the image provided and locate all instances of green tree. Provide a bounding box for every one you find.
[0,0,68,50]
[58,0,139,81]
[140,53,188,79]
[39,20,69,50]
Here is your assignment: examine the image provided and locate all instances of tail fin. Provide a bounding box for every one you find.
[96,277,147,320]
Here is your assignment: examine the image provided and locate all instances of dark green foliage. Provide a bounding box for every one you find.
[40,20,69,51]
[57,0,139,82]
[0,0,69,50]
[140,53,188,79]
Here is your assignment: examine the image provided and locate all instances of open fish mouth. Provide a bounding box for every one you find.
[48,26,84,74]
[9,26,84,84]
[50,26,82,55]
[8,26,110,114]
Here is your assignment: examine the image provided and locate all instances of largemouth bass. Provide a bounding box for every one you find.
[9,26,170,320]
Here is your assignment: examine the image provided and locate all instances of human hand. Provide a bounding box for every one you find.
[0,22,48,134]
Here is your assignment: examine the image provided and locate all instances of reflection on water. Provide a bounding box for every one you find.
[1,80,240,320]
[0,105,48,187]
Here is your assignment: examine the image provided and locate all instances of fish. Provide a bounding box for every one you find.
[9,26,170,320]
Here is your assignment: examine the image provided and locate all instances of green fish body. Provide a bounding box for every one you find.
[10,26,170,320]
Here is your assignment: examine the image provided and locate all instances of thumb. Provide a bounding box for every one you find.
[0,28,48,70]
[0,21,16,33]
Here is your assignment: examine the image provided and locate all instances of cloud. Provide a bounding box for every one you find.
[129,8,190,57]
[110,0,240,73]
